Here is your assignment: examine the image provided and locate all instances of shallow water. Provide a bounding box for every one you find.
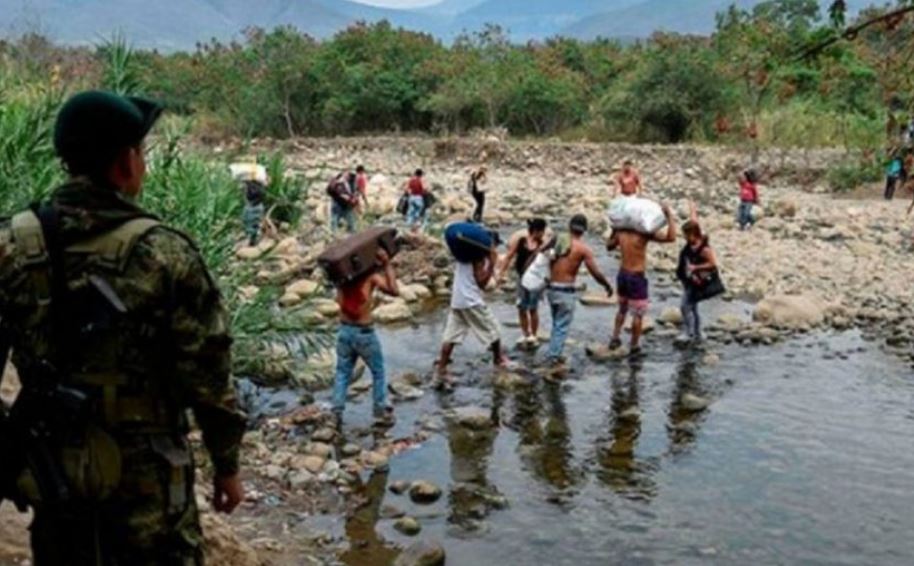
[301,248,914,566]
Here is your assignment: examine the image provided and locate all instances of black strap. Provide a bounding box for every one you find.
[31,203,71,367]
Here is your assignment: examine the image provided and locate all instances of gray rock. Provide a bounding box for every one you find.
[681,393,711,412]
[380,504,406,519]
[393,540,446,566]
[311,428,336,443]
[394,516,422,536]
[389,480,410,495]
[409,480,443,504]
[447,406,494,431]
[288,470,314,489]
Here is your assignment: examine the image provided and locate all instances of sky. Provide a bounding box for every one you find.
[351,0,440,7]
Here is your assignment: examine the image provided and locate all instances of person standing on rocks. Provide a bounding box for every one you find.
[885,148,906,201]
[403,169,429,233]
[676,202,720,344]
[607,204,677,356]
[435,247,512,388]
[613,160,642,198]
[468,165,488,223]
[737,169,760,230]
[354,165,369,216]
[333,248,400,430]
[328,171,359,234]
[496,218,549,347]
[546,214,614,370]
[242,178,266,246]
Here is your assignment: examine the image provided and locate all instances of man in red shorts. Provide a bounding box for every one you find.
[606,203,676,356]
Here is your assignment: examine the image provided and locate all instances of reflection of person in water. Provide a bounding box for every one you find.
[595,362,657,501]
[340,470,400,566]
[667,358,712,454]
[509,382,582,493]
[446,407,501,529]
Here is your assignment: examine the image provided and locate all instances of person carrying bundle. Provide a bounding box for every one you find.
[606,200,677,357]
[328,171,360,234]
[403,169,429,233]
[437,223,511,388]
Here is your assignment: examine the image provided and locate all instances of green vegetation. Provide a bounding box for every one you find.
[3,1,914,152]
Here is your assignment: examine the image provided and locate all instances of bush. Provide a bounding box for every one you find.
[827,160,882,192]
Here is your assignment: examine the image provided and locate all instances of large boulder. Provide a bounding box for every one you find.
[753,294,827,329]
[374,299,413,323]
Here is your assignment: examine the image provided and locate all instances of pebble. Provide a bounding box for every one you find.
[409,480,443,504]
[389,480,410,495]
[394,516,422,536]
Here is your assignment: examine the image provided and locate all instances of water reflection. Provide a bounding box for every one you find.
[340,470,400,566]
[667,355,712,454]
[594,361,658,501]
[446,406,504,532]
[507,381,583,494]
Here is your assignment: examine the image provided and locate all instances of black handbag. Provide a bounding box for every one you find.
[396,193,409,216]
[689,268,725,302]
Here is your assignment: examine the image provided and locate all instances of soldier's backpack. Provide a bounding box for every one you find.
[9,208,176,503]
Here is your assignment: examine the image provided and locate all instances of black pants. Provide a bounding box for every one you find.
[886,175,900,200]
[472,190,485,223]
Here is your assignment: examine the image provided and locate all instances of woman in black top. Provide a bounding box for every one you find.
[676,202,720,344]
[468,165,488,223]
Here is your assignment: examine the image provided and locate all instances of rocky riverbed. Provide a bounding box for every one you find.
[3,137,914,566]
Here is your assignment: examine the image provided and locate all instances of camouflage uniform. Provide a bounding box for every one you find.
[0,179,246,565]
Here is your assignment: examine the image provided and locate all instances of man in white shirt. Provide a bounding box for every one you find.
[435,247,510,388]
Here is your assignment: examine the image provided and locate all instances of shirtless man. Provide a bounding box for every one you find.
[606,204,676,356]
[333,249,400,429]
[613,160,642,197]
[546,214,614,367]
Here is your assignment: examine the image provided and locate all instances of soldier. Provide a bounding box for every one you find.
[0,91,246,565]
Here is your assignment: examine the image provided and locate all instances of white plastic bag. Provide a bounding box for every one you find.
[521,251,553,293]
[230,163,269,185]
[608,196,667,234]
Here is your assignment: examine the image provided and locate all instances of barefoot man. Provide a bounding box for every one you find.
[546,214,614,368]
[606,203,676,356]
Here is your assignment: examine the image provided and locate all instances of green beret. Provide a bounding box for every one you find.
[54,91,163,161]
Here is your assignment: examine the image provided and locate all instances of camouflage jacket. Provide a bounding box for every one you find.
[0,178,245,477]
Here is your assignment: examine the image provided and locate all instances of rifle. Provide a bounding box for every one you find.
[0,356,91,510]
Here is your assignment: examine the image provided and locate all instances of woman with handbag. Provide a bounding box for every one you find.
[676,202,724,344]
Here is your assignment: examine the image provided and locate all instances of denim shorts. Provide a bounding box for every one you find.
[516,286,543,312]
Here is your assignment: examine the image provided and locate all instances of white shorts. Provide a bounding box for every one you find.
[442,306,501,347]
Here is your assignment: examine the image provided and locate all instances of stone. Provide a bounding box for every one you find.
[362,451,390,470]
[314,299,341,317]
[579,293,616,307]
[409,481,443,504]
[311,428,336,443]
[286,278,320,297]
[716,313,744,332]
[448,406,494,430]
[389,480,410,495]
[753,294,827,329]
[301,455,326,474]
[288,470,314,489]
[389,378,424,400]
[400,284,432,303]
[236,246,264,260]
[393,540,446,566]
[263,465,284,481]
[659,307,683,325]
[702,352,720,366]
[585,344,627,362]
[375,299,413,323]
[305,442,333,459]
[394,517,422,536]
[278,292,302,308]
[772,198,798,218]
[681,393,711,412]
[381,504,406,519]
[493,370,525,390]
[341,443,362,458]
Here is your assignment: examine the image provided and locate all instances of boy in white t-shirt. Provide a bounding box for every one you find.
[435,248,510,388]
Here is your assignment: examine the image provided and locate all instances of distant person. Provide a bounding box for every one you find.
[546,214,614,370]
[614,160,642,198]
[607,204,676,356]
[676,202,720,344]
[468,165,488,223]
[333,248,399,430]
[242,179,266,246]
[737,169,760,230]
[328,171,359,234]
[403,169,428,233]
[435,245,511,389]
[497,218,549,347]
[885,150,905,201]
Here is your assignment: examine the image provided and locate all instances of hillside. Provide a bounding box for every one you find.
[0,0,880,48]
